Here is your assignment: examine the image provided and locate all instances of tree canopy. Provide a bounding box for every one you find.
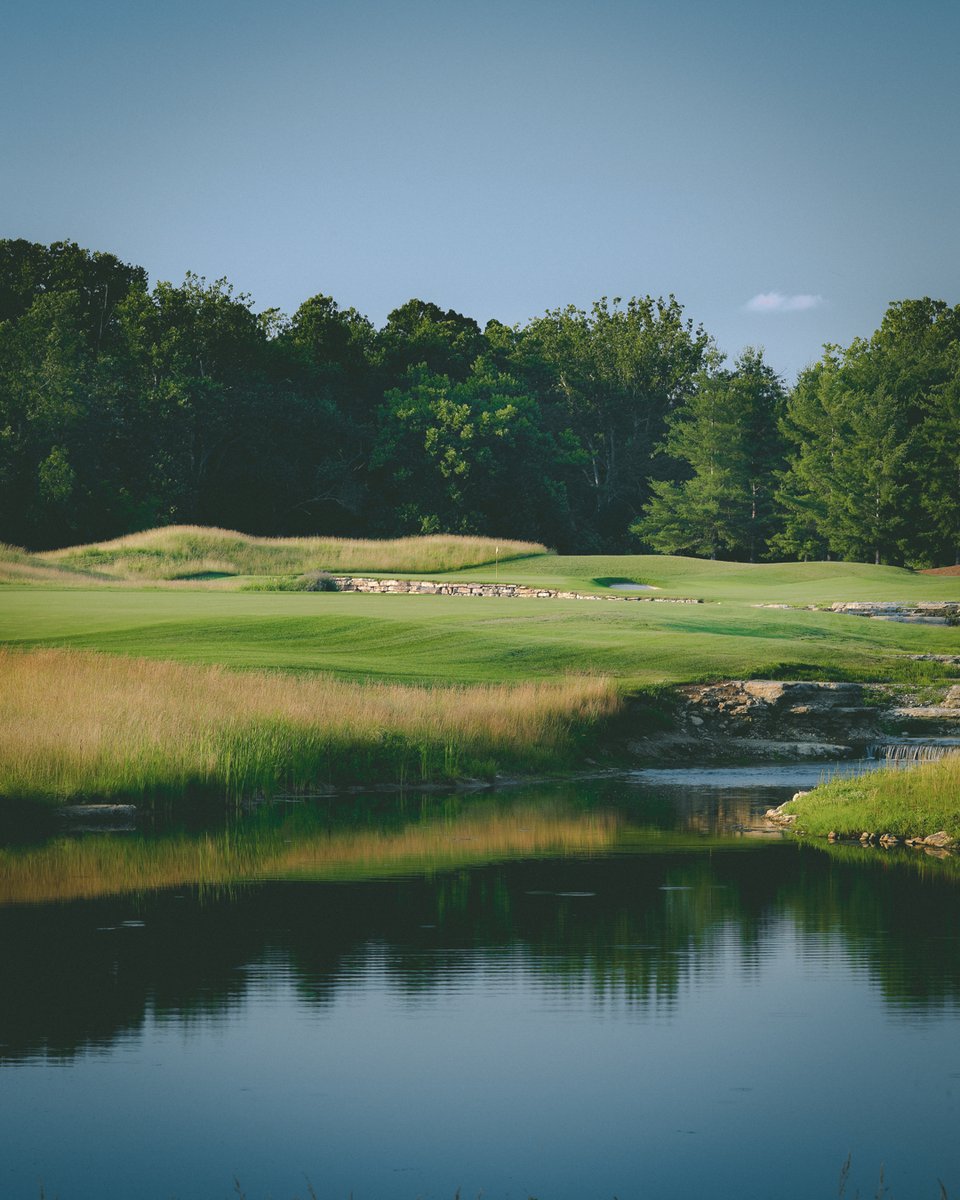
[1,239,957,564]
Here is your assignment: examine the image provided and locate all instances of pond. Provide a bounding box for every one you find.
[2,766,959,1200]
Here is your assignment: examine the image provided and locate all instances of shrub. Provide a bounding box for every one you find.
[302,570,339,592]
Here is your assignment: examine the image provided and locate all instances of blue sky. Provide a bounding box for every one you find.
[3,0,958,380]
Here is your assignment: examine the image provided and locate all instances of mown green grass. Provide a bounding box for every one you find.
[10,527,960,605]
[437,552,960,603]
[1,586,957,687]
[782,753,960,838]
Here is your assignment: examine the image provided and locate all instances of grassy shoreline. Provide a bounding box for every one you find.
[781,753,960,839]
[0,648,620,805]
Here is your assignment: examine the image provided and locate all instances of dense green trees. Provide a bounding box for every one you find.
[516,296,710,550]
[371,361,570,543]
[1,238,957,563]
[773,299,960,566]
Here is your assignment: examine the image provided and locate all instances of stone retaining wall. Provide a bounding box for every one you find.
[831,601,960,621]
[331,577,702,603]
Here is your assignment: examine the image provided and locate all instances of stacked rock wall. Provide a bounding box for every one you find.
[831,601,960,622]
[330,577,702,603]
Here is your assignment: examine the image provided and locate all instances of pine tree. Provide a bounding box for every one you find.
[633,350,786,560]
[918,357,960,565]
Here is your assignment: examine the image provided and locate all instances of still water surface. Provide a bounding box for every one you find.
[2,766,960,1200]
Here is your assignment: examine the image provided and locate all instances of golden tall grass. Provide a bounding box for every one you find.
[0,648,619,802]
[37,525,548,580]
[0,543,118,587]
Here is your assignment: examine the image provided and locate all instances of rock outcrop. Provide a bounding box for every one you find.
[628,679,960,763]
[675,680,875,743]
[830,601,960,623]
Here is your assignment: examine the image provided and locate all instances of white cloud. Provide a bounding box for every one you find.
[745,292,824,313]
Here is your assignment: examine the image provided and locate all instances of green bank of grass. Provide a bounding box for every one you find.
[439,552,960,604]
[1,586,958,687]
[0,649,619,804]
[782,754,960,838]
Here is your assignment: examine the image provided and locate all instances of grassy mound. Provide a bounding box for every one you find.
[7,526,960,605]
[782,754,960,838]
[35,526,547,581]
[0,543,117,588]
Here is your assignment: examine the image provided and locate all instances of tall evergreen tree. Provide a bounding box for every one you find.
[774,299,960,565]
[632,350,787,560]
[918,354,960,564]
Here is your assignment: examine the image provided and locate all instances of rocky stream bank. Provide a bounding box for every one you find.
[627,678,960,764]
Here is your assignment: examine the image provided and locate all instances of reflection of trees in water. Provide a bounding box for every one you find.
[3,842,959,1063]
[783,844,960,1009]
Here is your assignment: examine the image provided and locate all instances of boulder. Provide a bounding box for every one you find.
[922,831,957,849]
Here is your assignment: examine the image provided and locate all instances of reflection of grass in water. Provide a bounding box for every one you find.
[0,648,618,803]
[0,786,788,906]
[783,753,960,838]
[0,802,622,904]
[808,834,960,880]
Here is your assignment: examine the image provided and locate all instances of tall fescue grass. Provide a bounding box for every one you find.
[38,526,547,580]
[783,752,960,838]
[0,543,117,588]
[0,802,620,904]
[0,649,619,803]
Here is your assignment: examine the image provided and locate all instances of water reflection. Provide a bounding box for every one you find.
[2,774,960,1200]
[2,785,960,1066]
[3,771,808,908]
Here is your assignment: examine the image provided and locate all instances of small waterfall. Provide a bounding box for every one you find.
[867,739,960,763]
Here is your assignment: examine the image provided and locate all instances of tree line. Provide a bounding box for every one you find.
[1,238,957,564]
